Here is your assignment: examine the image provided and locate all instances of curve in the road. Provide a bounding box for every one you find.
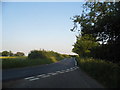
[24,66,79,81]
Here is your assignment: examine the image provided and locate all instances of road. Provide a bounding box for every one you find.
[2,58,104,88]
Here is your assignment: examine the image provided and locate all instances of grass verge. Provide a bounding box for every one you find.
[2,55,69,69]
[2,57,53,69]
[76,57,120,88]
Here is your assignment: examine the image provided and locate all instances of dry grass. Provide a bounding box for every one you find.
[0,57,17,59]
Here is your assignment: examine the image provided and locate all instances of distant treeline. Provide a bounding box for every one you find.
[71,2,120,64]
[2,49,73,69]
[0,51,25,57]
[0,50,74,58]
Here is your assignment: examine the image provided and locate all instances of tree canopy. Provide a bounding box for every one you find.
[14,52,25,56]
[71,2,120,63]
[72,34,99,57]
[1,51,25,57]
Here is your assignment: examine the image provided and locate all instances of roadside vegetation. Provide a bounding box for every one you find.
[71,2,120,88]
[2,50,70,69]
[76,57,120,88]
[0,51,25,57]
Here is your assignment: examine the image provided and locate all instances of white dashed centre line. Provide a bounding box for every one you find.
[58,71,65,74]
[37,74,46,77]
[29,78,40,81]
[66,69,70,71]
[25,76,35,80]
[48,73,54,75]
[41,75,50,78]
[24,65,79,81]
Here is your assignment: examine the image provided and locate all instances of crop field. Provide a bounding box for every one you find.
[2,50,70,69]
[0,56,22,59]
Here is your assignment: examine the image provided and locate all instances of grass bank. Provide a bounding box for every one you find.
[76,57,120,88]
[2,51,70,69]
[2,57,53,69]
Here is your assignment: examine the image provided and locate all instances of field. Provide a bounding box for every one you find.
[0,57,18,59]
[2,52,70,69]
[76,57,120,88]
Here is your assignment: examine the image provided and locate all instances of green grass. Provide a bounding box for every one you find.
[76,57,120,88]
[2,57,53,69]
[2,54,70,69]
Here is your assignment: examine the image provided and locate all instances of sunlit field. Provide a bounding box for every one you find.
[2,50,70,69]
[0,56,26,59]
[76,57,120,88]
[2,57,52,69]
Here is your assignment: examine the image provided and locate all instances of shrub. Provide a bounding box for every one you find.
[14,52,25,56]
[77,57,120,88]
[1,51,9,56]
[28,50,47,59]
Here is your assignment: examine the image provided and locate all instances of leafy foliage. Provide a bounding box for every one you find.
[14,52,25,56]
[28,50,46,59]
[28,49,70,60]
[1,51,9,56]
[2,50,70,69]
[72,34,99,57]
[9,51,14,56]
[71,2,120,63]
[77,57,120,88]
[1,51,24,57]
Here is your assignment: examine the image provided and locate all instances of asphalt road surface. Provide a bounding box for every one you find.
[2,58,104,88]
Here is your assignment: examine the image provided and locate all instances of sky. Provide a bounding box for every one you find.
[2,2,83,55]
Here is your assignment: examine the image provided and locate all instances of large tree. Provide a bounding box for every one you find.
[14,52,25,56]
[1,51,9,56]
[72,34,99,57]
[71,2,120,44]
[71,1,120,63]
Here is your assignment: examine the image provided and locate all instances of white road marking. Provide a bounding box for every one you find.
[72,67,76,69]
[41,75,50,78]
[48,72,54,75]
[50,72,58,75]
[29,78,40,81]
[70,67,74,70]
[70,69,74,71]
[66,69,70,71]
[25,76,35,80]
[24,65,79,81]
[66,69,71,72]
[58,71,65,73]
[73,66,79,70]
[37,74,46,77]
[65,70,70,72]
[56,71,61,73]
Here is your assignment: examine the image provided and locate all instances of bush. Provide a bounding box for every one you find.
[28,50,47,59]
[77,57,120,88]
[14,52,25,56]
[1,51,9,56]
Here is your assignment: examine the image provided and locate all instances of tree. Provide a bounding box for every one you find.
[14,52,25,56]
[72,34,99,57]
[71,2,120,63]
[1,51,9,56]
[9,51,13,56]
[71,2,120,44]
[28,50,46,59]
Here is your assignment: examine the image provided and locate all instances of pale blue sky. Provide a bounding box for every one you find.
[2,2,83,55]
